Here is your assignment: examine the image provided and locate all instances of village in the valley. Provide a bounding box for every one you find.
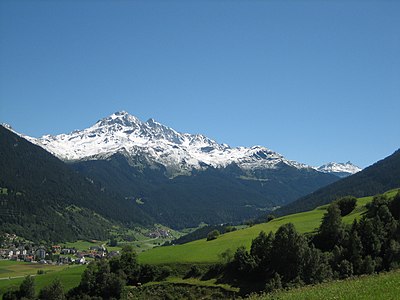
[0,228,172,266]
[0,234,121,265]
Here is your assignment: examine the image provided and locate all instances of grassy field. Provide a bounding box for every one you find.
[64,223,185,253]
[0,260,66,279]
[0,261,85,296]
[65,238,170,253]
[248,269,400,300]
[138,190,399,265]
[65,240,105,251]
[148,276,239,293]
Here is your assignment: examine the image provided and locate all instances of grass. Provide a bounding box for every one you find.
[0,261,85,296]
[0,260,66,279]
[65,239,124,252]
[146,276,239,292]
[64,240,104,251]
[139,190,399,265]
[248,269,400,300]
[64,223,185,253]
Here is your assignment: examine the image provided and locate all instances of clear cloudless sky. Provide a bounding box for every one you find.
[0,0,399,168]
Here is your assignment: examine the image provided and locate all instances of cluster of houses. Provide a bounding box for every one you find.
[0,235,119,265]
[147,228,171,238]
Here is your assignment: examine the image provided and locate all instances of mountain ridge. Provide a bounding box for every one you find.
[17,111,359,178]
[315,161,361,178]
[275,149,400,216]
[0,115,355,229]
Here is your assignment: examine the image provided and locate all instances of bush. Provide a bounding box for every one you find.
[202,263,225,280]
[338,260,353,279]
[2,290,18,300]
[267,214,276,222]
[361,256,375,274]
[335,196,357,216]
[265,273,282,293]
[207,230,220,241]
[157,266,172,281]
[224,226,236,233]
[184,265,202,278]
[109,237,118,247]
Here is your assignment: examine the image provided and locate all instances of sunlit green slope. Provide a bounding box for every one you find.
[139,189,399,265]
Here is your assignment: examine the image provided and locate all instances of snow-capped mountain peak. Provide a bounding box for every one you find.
[316,161,361,178]
[94,111,141,129]
[19,111,336,175]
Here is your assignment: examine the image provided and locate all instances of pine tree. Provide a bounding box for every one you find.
[38,279,65,300]
[250,231,274,274]
[314,203,345,251]
[347,230,363,275]
[302,244,332,284]
[265,273,282,292]
[358,218,381,257]
[361,255,375,274]
[119,245,140,285]
[231,246,257,277]
[18,275,35,300]
[271,223,308,282]
[338,259,353,279]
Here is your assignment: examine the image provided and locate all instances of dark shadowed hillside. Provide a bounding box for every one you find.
[0,126,152,242]
[276,149,400,216]
[71,154,338,229]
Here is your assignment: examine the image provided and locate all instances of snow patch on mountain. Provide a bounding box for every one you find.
[17,111,317,174]
[316,162,361,178]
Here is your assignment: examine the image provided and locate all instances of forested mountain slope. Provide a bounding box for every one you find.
[0,125,152,241]
[276,149,400,216]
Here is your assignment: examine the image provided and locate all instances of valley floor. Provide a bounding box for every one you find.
[0,261,84,297]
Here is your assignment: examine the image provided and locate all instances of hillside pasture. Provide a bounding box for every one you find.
[248,269,400,300]
[139,190,399,265]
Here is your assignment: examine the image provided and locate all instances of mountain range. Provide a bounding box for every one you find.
[21,111,361,177]
[1,111,361,230]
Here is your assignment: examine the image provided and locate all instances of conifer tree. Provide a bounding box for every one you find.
[18,275,35,300]
[271,223,308,282]
[314,203,345,251]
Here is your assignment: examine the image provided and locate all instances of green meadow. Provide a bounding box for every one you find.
[0,260,66,279]
[0,261,85,296]
[248,269,400,300]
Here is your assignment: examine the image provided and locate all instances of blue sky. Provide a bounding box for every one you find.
[0,1,399,168]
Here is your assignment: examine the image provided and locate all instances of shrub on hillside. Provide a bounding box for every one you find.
[335,196,357,216]
[207,230,220,241]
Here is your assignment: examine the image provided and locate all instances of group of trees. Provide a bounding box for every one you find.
[3,276,65,300]
[67,245,171,299]
[212,192,400,293]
